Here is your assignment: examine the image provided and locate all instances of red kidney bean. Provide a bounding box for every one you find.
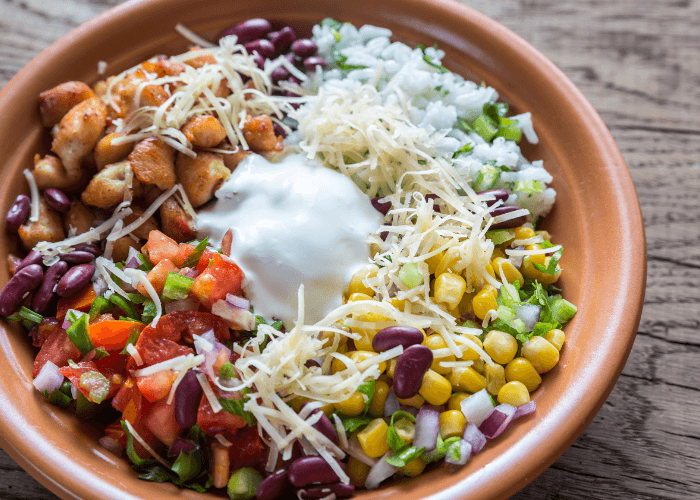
[489,206,527,230]
[287,75,301,85]
[372,326,425,352]
[270,65,290,82]
[244,39,275,58]
[303,56,326,72]
[256,470,289,500]
[299,482,355,499]
[60,251,96,264]
[43,188,71,213]
[272,123,287,138]
[220,18,271,44]
[288,456,345,487]
[174,370,203,428]
[477,188,509,207]
[371,197,391,215]
[31,260,68,315]
[304,359,320,369]
[15,249,44,273]
[55,263,95,298]
[291,39,318,57]
[301,403,338,445]
[0,264,44,316]
[253,54,265,70]
[73,243,101,257]
[5,194,31,232]
[268,26,296,55]
[393,344,433,399]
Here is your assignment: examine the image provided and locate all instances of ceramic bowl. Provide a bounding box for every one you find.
[0,0,646,499]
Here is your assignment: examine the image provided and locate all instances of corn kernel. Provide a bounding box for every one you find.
[289,396,310,413]
[458,290,476,315]
[485,262,496,279]
[425,245,445,275]
[472,358,485,374]
[524,244,546,265]
[369,380,390,417]
[419,369,452,405]
[545,329,566,351]
[335,392,366,416]
[482,284,498,299]
[536,230,552,241]
[347,292,374,303]
[347,457,370,487]
[387,358,397,378]
[505,357,542,392]
[483,330,518,365]
[491,248,505,260]
[448,392,470,411]
[353,329,375,351]
[423,334,455,375]
[472,289,498,320]
[461,334,483,362]
[400,456,426,477]
[397,393,425,409]
[448,366,486,393]
[521,254,561,286]
[491,257,524,285]
[389,297,405,312]
[320,329,349,347]
[484,362,506,396]
[435,247,462,276]
[320,403,335,417]
[357,418,390,458]
[439,410,467,439]
[497,381,531,407]
[434,272,467,310]
[348,264,379,297]
[514,226,536,240]
[522,336,560,373]
[349,350,387,375]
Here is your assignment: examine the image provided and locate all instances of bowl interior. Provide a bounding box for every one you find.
[0,1,645,499]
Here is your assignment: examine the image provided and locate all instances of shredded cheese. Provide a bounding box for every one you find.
[125,344,143,366]
[196,371,223,413]
[22,169,40,222]
[123,420,170,468]
[134,353,205,378]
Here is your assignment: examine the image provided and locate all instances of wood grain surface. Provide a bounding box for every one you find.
[0,0,697,499]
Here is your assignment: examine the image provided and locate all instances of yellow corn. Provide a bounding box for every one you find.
[320,329,349,347]
[348,264,379,297]
[335,392,366,416]
[353,329,375,351]
[491,248,506,260]
[448,392,470,411]
[521,336,560,373]
[491,257,524,285]
[483,330,518,365]
[289,397,310,413]
[320,403,335,417]
[497,381,531,407]
[357,418,390,458]
[514,226,536,240]
[434,272,467,309]
[387,358,397,378]
[347,292,374,303]
[525,244,546,265]
[472,358,485,374]
[545,329,566,351]
[425,245,445,275]
[521,256,561,286]
[397,393,425,409]
[419,369,452,405]
[369,380,390,417]
[505,357,542,392]
[484,362,506,396]
[400,456,426,477]
[472,289,498,320]
[423,333,455,375]
[347,457,371,487]
[448,366,486,394]
[482,284,498,299]
[485,262,496,279]
[349,350,387,374]
[389,297,405,312]
[461,334,483,362]
[435,247,462,276]
[536,230,552,241]
[439,410,467,439]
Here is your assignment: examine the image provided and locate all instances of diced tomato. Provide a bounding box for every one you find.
[58,360,119,402]
[129,420,162,460]
[190,254,245,309]
[142,230,179,265]
[142,399,181,446]
[137,337,194,368]
[196,384,248,437]
[32,328,82,378]
[136,369,177,402]
[30,317,62,348]
[89,320,145,351]
[227,426,264,470]
[137,258,177,295]
[56,285,96,320]
[171,243,216,271]
[112,378,138,413]
[156,311,231,344]
[103,420,127,449]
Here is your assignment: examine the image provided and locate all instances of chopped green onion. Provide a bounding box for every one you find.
[452,142,474,159]
[514,180,543,194]
[109,294,140,321]
[472,113,499,142]
[66,313,94,355]
[472,165,500,191]
[88,296,114,322]
[162,273,195,301]
[136,253,153,272]
[486,229,515,245]
[79,371,110,403]
[398,262,423,289]
[497,124,523,142]
[183,238,208,269]
[387,410,417,453]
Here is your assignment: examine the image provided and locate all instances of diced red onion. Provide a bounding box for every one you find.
[445,439,472,465]
[125,247,141,269]
[226,293,250,310]
[399,405,419,417]
[211,299,256,330]
[513,400,536,419]
[516,304,541,332]
[365,451,397,489]
[92,276,108,297]
[61,309,86,330]
[478,404,517,439]
[195,329,231,380]
[345,436,378,467]
[98,436,123,455]
[183,268,199,278]
[462,423,487,454]
[168,437,200,457]
[164,298,199,314]
[460,389,495,426]
[413,406,440,452]
[510,246,525,268]
[383,389,400,418]
[32,360,64,394]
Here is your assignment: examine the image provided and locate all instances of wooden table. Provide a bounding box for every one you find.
[0,0,697,499]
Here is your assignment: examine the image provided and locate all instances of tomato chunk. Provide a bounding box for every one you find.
[136,369,177,402]
[33,328,81,378]
[142,230,179,265]
[58,361,119,403]
[190,254,245,309]
[156,311,231,344]
[56,285,96,320]
[227,426,264,470]
[197,384,248,437]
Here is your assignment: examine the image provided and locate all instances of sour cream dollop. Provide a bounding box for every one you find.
[196,153,382,324]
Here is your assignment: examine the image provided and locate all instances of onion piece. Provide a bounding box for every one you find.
[513,400,536,419]
[383,389,400,418]
[98,436,123,455]
[211,299,256,330]
[346,436,378,467]
[462,423,487,454]
[226,293,250,310]
[515,304,541,332]
[33,361,64,394]
[413,406,440,452]
[365,451,397,489]
[510,245,525,268]
[61,309,86,331]
[165,298,199,314]
[460,389,494,426]
[125,247,141,269]
[478,404,517,439]
[445,439,472,465]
